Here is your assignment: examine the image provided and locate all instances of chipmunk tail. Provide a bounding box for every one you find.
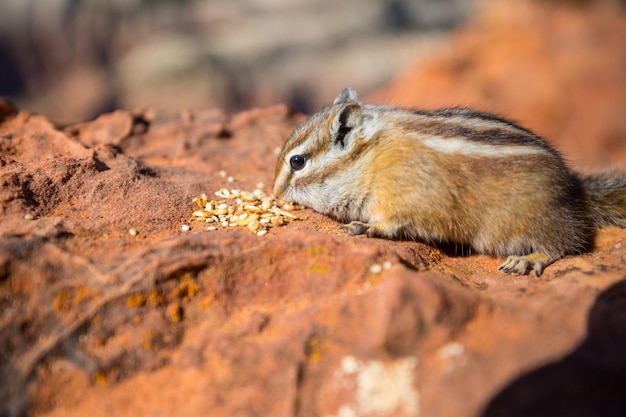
[580,171,626,228]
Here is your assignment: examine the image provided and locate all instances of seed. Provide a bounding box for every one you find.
[227,176,234,183]
[248,219,261,233]
[192,210,209,218]
[241,192,256,202]
[243,204,262,213]
[256,230,268,237]
[369,264,382,274]
[256,182,265,189]
[218,170,227,178]
[207,226,217,231]
[181,224,190,232]
[190,189,301,235]
[275,209,299,220]
[24,213,34,220]
[241,213,259,226]
[129,228,138,236]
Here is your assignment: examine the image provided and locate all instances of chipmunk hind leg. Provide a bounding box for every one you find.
[498,252,560,277]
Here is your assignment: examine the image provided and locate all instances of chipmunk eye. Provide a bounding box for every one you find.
[289,154,307,171]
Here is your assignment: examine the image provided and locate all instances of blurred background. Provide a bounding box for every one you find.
[0,0,625,165]
[0,0,477,123]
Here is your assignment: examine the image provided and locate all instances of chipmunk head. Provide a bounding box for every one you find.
[273,88,369,215]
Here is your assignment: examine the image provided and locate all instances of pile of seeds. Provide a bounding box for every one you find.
[188,187,302,236]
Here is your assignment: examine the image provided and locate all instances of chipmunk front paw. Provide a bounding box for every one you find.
[498,252,555,277]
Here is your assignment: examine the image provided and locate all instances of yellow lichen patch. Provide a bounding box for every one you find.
[53,289,72,313]
[199,298,212,309]
[126,293,147,308]
[143,330,154,350]
[54,286,97,314]
[305,335,324,363]
[74,285,95,304]
[146,289,164,306]
[308,264,330,274]
[307,246,333,274]
[307,246,331,257]
[94,371,108,385]
[173,273,201,298]
[168,303,183,323]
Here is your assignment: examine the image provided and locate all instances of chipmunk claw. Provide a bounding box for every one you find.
[499,256,530,275]
[499,253,553,277]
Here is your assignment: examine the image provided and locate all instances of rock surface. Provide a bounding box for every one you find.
[1,2,626,417]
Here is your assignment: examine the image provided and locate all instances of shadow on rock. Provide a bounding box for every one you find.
[481,278,626,417]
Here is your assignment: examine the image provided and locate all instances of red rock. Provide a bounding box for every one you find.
[1,2,626,417]
[66,110,134,147]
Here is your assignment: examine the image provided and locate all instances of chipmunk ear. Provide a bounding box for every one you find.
[331,101,361,149]
[333,88,359,105]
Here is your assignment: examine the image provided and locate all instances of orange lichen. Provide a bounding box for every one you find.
[168,303,183,323]
[53,289,72,313]
[126,293,147,308]
[94,371,108,385]
[305,335,324,363]
[146,289,164,306]
[143,330,154,350]
[173,273,201,298]
[199,298,212,309]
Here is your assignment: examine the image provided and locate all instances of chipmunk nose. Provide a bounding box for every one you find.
[272,182,282,198]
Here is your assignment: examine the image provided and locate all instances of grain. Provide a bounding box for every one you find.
[189,186,303,236]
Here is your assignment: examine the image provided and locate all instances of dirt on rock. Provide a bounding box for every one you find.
[1,1,626,417]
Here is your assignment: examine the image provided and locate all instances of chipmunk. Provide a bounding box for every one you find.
[273,88,626,276]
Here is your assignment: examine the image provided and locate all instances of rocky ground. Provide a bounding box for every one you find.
[1,1,626,417]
